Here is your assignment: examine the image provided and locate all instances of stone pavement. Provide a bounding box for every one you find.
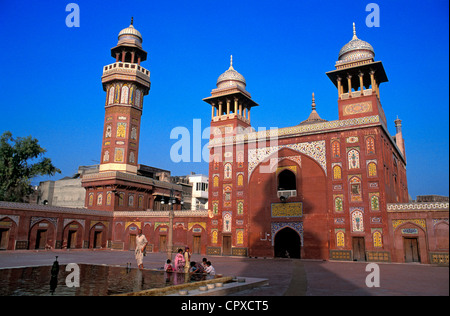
[0,249,448,296]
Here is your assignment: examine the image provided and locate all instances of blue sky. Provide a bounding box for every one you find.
[0,0,448,199]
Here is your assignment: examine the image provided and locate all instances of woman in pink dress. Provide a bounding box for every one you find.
[174,248,185,272]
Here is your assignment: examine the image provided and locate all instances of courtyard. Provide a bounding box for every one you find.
[0,249,447,296]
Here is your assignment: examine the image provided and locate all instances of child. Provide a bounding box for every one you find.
[174,248,185,272]
[164,259,174,272]
[205,261,215,276]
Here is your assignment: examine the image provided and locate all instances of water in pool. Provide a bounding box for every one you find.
[0,263,194,296]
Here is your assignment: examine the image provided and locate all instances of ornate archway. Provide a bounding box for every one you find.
[274,227,301,258]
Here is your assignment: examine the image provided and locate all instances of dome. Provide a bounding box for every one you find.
[118,18,143,46]
[216,55,247,89]
[338,23,374,62]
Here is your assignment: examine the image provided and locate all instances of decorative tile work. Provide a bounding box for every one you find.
[236,229,244,245]
[347,147,360,169]
[0,214,19,226]
[346,136,359,143]
[330,250,352,261]
[209,115,381,147]
[367,251,390,262]
[63,219,85,229]
[30,216,58,228]
[232,247,248,256]
[334,217,345,224]
[370,217,382,224]
[335,229,345,247]
[271,202,303,218]
[430,253,449,265]
[387,202,449,212]
[343,102,372,116]
[369,192,380,211]
[334,194,344,212]
[211,229,218,244]
[223,212,232,233]
[206,247,221,256]
[433,218,449,226]
[350,208,364,232]
[188,222,206,231]
[248,140,326,179]
[372,229,383,247]
[401,228,418,234]
[392,219,427,231]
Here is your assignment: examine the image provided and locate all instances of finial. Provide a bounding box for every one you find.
[311,92,316,110]
[352,22,358,40]
[131,17,134,25]
[229,55,234,70]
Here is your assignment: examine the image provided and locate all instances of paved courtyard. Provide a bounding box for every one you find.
[0,249,447,296]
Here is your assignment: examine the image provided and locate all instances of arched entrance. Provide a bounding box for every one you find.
[274,227,301,259]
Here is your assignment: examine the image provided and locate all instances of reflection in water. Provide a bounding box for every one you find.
[0,264,193,296]
[49,256,59,295]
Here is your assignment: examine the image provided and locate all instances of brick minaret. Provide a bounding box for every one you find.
[99,18,151,174]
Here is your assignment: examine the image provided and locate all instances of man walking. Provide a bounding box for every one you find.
[135,229,148,270]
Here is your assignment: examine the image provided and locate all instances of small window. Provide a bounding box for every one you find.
[278,169,296,191]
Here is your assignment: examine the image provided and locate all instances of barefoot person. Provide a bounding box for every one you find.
[135,229,148,270]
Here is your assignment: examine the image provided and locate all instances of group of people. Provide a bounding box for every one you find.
[134,230,216,278]
[164,248,216,277]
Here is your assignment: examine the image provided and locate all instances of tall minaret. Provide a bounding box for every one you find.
[99,18,151,174]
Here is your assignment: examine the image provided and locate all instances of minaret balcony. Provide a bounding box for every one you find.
[102,62,151,87]
[340,89,373,100]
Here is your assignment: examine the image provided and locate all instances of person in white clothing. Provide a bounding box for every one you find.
[205,261,215,276]
[135,229,148,270]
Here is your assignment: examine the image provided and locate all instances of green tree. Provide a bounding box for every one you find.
[0,131,61,202]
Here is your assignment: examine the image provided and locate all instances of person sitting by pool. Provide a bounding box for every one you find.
[164,259,174,272]
[205,261,215,277]
[189,261,205,281]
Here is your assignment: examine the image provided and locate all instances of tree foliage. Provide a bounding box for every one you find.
[0,131,61,202]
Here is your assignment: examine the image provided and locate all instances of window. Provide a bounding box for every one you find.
[106,192,112,206]
[237,201,244,215]
[332,141,340,158]
[278,169,296,191]
[108,86,115,104]
[336,231,345,247]
[97,193,103,206]
[349,176,362,202]
[224,163,232,179]
[333,165,342,180]
[351,210,364,232]
[128,194,134,207]
[334,196,343,212]
[370,194,380,211]
[373,231,383,247]
[121,85,129,104]
[366,136,375,154]
[368,162,377,177]
[237,174,244,186]
[347,149,360,169]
